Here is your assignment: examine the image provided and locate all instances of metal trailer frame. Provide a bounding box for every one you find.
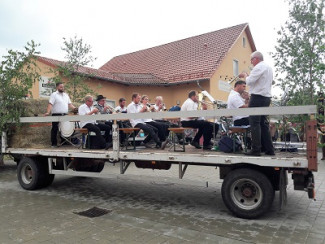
[0,105,318,218]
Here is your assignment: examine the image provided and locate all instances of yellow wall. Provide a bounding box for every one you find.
[209,31,254,102]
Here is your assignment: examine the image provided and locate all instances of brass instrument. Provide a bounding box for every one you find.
[146,103,152,112]
[105,103,119,113]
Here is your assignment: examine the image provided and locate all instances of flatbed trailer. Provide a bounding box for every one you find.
[0,105,318,219]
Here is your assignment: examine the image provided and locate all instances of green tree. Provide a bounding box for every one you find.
[0,40,41,133]
[50,36,97,103]
[272,0,325,106]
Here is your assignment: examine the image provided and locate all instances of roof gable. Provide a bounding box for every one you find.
[100,23,255,83]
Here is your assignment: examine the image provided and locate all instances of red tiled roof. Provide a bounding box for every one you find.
[99,23,255,84]
[111,73,167,85]
[37,56,117,81]
[38,56,170,85]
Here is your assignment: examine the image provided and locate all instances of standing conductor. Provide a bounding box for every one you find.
[239,51,275,156]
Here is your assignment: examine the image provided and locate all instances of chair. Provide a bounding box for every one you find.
[167,127,192,152]
[118,128,141,150]
[59,121,89,149]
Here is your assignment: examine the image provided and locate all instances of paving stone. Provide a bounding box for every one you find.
[1,155,325,243]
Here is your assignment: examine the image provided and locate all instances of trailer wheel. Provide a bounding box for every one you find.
[17,157,43,190]
[221,168,274,219]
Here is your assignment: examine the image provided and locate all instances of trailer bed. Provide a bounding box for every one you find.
[5,144,309,169]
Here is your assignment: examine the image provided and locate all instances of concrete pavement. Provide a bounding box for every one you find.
[0,154,325,243]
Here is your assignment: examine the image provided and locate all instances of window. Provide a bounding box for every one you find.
[233,59,239,76]
[105,99,115,108]
[242,37,246,48]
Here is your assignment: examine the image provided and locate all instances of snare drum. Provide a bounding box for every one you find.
[59,121,75,137]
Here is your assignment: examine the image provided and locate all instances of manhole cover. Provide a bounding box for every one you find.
[74,207,112,218]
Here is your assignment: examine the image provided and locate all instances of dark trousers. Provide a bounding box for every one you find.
[249,94,274,153]
[234,117,249,126]
[97,123,112,143]
[181,120,213,146]
[146,121,168,141]
[82,123,108,149]
[135,123,160,144]
[51,113,66,146]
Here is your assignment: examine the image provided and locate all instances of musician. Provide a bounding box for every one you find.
[94,95,113,115]
[239,51,275,156]
[153,96,166,112]
[94,95,113,144]
[227,80,251,149]
[227,80,249,126]
[151,95,185,144]
[115,98,127,113]
[45,82,76,147]
[181,90,213,150]
[78,95,112,149]
[126,93,162,149]
[169,101,181,111]
[141,95,169,148]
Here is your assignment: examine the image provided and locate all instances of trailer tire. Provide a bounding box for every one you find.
[17,157,44,190]
[221,168,274,219]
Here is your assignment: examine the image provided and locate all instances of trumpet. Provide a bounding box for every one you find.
[146,103,153,112]
[140,103,152,112]
[105,103,119,113]
[198,100,214,106]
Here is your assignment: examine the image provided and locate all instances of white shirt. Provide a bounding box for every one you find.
[246,61,273,97]
[140,104,153,123]
[127,102,144,127]
[49,91,71,114]
[115,105,127,113]
[153,104,160,112]
[227,90,248,122]
[181,98,198,121]
[78,103,96,128]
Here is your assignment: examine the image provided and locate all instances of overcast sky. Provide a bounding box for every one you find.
[0,0,289,89]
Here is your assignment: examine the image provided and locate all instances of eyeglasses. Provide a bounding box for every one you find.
[250,57,257,61]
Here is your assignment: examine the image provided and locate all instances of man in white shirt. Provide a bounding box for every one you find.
[227,80,249,126]
[115,98,127,113]
[45,82,76,147]
[181,90,213,150]
[127,93,162,148]
[239,51,275,156]
[78,95,112,149]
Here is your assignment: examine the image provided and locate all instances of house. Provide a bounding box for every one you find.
[32,23,256,108]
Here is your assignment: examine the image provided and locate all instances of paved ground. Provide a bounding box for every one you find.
[0,153,325,244]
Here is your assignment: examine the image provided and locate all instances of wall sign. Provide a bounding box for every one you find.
[39,76,55,98]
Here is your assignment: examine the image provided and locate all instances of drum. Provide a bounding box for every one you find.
[59,121,75,137]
